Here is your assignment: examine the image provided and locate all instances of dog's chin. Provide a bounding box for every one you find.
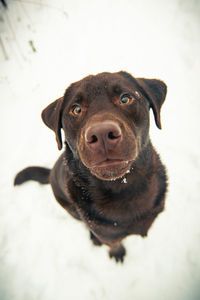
[90,160,132,181]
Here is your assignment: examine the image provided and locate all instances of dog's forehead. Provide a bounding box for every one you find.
[71,72,138,98]
[79,74,109,96]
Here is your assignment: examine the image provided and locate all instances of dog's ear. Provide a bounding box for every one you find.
[41,97,63,150]
[136,78,167,129]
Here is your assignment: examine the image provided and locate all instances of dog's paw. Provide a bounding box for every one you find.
[109,244,126,263]
[90,231,102,246]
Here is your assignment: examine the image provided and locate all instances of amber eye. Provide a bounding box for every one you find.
[71,106,82,116]
[120,94,132,104]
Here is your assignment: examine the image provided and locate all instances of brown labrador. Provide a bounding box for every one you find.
[14,71,168,262]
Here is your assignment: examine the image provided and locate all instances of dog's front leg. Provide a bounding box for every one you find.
[109,243,126,263]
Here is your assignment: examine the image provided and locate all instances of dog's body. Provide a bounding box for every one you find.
[14,71,167,262]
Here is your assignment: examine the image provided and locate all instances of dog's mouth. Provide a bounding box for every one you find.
[90,159,132,181]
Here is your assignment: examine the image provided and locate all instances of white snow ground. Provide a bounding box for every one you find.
[0,0,200,299]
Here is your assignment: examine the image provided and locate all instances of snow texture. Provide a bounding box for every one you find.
[0,0,200,299]
[121,177,127,184]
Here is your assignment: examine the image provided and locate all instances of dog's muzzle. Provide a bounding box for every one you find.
[78,117,137,180]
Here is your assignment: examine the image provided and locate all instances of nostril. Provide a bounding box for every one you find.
[90,135,98,143]
[108,131,120,140]
[85,126,98,144]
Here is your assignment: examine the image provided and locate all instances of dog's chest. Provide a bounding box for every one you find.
[86,180,156,221]
[74,183,157,242]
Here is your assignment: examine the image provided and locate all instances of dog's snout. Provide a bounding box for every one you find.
[85,121,122,152]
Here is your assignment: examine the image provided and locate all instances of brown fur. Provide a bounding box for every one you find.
[14,71,168,262]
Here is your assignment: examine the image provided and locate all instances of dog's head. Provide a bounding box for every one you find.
[42,71,167,181]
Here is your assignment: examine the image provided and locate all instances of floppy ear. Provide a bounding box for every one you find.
[41,97,63,150]
[136,78,167,129]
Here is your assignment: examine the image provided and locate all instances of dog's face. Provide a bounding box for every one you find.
[42,72,167,181]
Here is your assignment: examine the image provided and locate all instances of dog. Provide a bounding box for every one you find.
[14,71,168,262]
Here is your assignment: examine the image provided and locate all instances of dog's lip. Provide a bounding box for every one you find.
[91,159,129,168]
[90,159,132,181]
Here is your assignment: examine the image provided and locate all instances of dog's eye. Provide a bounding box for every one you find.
[120,95,132,105]
[71,106,82,116]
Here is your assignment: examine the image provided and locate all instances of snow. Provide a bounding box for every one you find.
[1,0,200,299]
[121,177,127,184]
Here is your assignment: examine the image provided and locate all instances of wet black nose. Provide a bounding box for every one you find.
[85,121,122,152]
